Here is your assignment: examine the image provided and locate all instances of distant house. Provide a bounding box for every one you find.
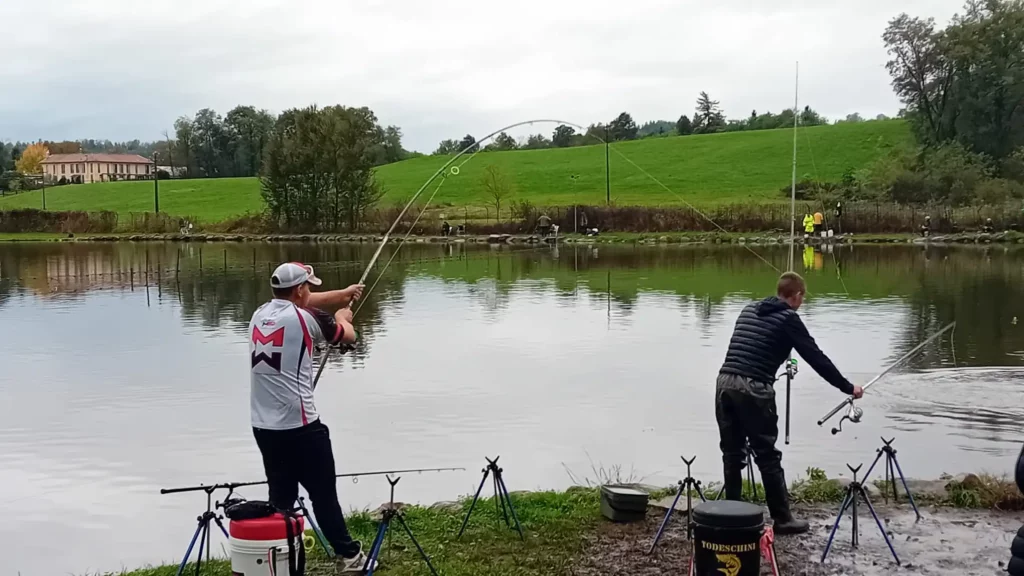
[41,153,154,184]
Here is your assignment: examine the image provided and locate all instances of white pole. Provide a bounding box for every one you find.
[789,61,799,272]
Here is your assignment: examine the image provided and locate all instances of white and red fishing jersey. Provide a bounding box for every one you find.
[248,299,343,430]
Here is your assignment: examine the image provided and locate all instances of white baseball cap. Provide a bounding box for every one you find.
[270,262,322,289]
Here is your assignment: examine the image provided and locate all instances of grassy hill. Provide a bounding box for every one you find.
[0,120,911,223]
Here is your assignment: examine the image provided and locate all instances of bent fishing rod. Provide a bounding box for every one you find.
[159,466,466,495]
[311,118,591,388]
[818,321,956,434]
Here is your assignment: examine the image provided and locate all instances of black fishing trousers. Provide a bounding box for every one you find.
[715,373,784,479]
[253,420,361,558]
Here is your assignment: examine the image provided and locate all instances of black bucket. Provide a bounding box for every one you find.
[691,500,764,576]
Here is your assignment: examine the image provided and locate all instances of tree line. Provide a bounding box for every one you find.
[1,104,414,181]
[801,0,1024,208]
[432,97,838,155]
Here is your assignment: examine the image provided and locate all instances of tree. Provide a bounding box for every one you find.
[481,164,513,221]
[883,13,956,146]
[694,91,725,133]
[841,113,865,123]
[16,143,47,174]
[551,125,577,147]
[434,139,459,155]
[174,116,196,177]
[44,141,81,154]
[876,113,891,121]
[374,125,406,165]
[607,112,639,141]
[224,105,276,176]
[261,105,385,231]
[486,132,517,151]
[523,134,551,149]
[676,114,693,135]
[459,134,478,152]
[801,106,826,126]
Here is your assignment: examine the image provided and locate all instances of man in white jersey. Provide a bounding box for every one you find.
[249,262,370,572]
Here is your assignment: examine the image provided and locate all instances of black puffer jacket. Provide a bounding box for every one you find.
[720,296,854,394]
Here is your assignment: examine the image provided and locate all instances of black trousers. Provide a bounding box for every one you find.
[253,420,361,558]
[715,373,784,480]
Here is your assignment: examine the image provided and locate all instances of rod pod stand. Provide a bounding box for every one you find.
[457,456,524,540]
[173,486,230,576]
[649,456,707,553]
[714,442,760,503]
[821,463,901,565]
[296,495,333,557]
[364,475,440,576]
[861,437,921,521]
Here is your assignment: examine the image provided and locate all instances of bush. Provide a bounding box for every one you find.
[157,169,171,180]
[779,179,839,201]
[0,209,118,233]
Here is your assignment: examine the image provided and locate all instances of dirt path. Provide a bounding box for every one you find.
[574,503,1022,575]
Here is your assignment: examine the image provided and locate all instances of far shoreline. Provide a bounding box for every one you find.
[1,230,1021,246]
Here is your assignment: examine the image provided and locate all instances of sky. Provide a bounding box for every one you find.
[0,0,967,153]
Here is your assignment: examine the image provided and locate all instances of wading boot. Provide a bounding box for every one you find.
[763,470,809,535]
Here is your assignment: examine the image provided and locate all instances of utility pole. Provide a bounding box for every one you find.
[605,127,610,205]
[153,153,160,213]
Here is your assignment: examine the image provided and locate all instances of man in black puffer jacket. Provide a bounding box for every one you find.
[717,272,863,534]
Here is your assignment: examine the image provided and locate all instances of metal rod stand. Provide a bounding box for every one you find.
[821,464,900,565]
[861,437,921,521]
[297,495,334,557]
[649,456,707,553]
[457,456,524,540]
[715,442,760,502]
[173,488,230,576]
[364,475,439,576]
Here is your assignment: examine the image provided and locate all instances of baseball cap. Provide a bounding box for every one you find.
[270,262,322,289]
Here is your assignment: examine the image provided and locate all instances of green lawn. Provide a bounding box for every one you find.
[0,120,911,224]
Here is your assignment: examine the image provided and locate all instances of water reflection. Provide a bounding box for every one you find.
[2,241,1024,575]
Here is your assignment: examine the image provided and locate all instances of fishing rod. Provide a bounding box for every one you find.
[310,118,595,388]
[818,321,957,434]
[159,466,466,495]
[785,61,799,446]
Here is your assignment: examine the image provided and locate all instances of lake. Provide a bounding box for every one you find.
[1,240,1023,575]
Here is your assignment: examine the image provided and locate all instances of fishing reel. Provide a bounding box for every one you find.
[786,357,799,379]
[831,404,863,435]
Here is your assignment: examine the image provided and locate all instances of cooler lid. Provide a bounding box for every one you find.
[692,500,764,529]
[229,513,305,541]
[600,485,648,498]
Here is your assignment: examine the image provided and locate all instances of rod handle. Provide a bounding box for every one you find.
[817,398,851,426]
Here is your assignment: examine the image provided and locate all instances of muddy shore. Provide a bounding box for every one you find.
[577,503,1020,576]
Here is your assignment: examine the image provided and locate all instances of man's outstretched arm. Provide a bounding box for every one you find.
[785,314,862,397]
[306,284,364,311]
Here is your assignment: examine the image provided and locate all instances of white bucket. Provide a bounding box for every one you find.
[827,229,834,238]
[230,536,302,576]
[820,231,827,239]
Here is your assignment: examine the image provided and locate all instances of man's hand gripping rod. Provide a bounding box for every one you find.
[817,321,956,433]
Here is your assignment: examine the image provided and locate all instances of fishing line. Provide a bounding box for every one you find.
[800,123,850,296]
[354,174,450,316]
[602,147,782,273]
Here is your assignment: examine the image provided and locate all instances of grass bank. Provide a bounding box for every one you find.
[1,121,910,223]
[109,470,1021,576]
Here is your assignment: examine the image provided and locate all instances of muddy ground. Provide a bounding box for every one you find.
[574,502,1022,575]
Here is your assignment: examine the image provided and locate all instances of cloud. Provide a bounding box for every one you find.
[0,0,966,152]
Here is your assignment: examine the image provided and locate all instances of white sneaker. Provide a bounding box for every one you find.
[336,551,378,574]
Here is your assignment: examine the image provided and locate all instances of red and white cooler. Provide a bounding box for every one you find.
[228,513,305,576]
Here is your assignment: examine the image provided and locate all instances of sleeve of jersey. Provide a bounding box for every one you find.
[306,307,344,345]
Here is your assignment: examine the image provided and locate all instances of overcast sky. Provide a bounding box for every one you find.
[1,0,966,153]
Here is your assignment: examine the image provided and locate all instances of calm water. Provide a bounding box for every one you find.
[2,241,1024,575]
